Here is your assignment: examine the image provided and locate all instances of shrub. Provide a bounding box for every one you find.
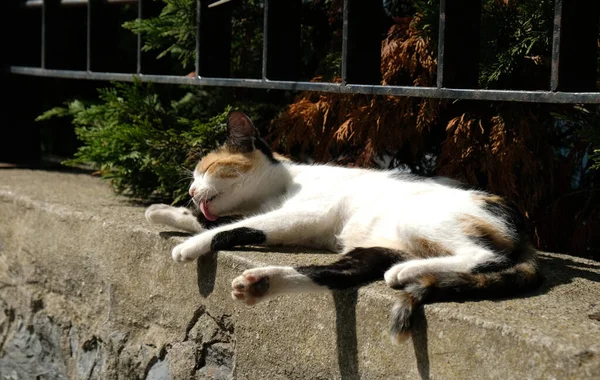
[37,80,229,204]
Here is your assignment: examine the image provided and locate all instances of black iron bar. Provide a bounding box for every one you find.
[437,0,481,89]
[261,0,268,80]
[8,66,600,104]
[551,0,599,92]
[136,0,142,74]
[195,0,200,77]
[41,0,47,68]
[341,0,349,85]
[342,0,382,85]
[550,0,562,91]
[86,0,91,71]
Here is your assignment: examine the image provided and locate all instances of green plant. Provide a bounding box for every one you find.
[123,0,265,76]
[37,80,229,204]
[123,0,196,70]
[479,0,553,89]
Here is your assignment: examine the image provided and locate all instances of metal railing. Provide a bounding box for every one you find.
[6,0,600,104]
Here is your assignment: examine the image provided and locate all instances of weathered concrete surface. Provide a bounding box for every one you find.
[0,168,599,379]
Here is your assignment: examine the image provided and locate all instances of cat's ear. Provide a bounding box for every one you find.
[226,110,257,153]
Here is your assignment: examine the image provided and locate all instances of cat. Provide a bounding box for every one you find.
[145,110,542,343]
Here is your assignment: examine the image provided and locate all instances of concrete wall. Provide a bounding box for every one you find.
[1,169,599,379]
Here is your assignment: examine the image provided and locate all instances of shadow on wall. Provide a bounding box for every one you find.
[333,290,360,380]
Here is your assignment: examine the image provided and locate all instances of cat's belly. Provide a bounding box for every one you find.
[336,203,459,256]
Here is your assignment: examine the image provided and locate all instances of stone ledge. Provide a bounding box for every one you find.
[0,169,599,379]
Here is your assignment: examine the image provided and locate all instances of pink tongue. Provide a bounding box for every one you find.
[200,200,218,221]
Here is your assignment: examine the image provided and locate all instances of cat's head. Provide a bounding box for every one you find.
[189,111,285,221]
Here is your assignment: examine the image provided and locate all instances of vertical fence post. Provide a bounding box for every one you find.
[41,0,47,68]
[262,0,301,81]
[137,0,142,74]
[551,0,600,92]
[197,0,232,78]
[87,0,92,71]
[342,0,382,85]
[436,0,481,89]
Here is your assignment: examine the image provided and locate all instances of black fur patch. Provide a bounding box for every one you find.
[254,137,279,164]
[479,197,528,261]
[296,247,405,290]
[471,260,514,274]
[210,227,266,251]
[482,198,526,234]
[192,207,242,229]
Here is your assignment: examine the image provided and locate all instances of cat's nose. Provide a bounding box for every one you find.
[189,187,196,197]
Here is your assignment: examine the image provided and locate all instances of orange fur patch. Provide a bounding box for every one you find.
[411,237,452,258]
[196,149,261,178]
[472,273,489,288]
[273,152,292,162]
[459,215,514,252]
[472,193,506,206]
[515,261,538,279]
[418,273,438,287]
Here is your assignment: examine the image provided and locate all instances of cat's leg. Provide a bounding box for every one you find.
[145,204,204,233]
[171,209,334,262]
[383,246,503,287]
[231,247,403,305]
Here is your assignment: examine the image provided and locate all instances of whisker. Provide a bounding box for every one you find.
[174,176,194,186]
[209,185,220,196]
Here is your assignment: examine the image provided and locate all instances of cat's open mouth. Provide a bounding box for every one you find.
[200,195,219,221]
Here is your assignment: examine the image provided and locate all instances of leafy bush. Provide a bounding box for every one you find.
[123,0,196,70]
[123,0,265,76]
[37,80,229,204]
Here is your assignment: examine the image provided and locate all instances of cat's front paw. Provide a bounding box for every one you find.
[145,203,174,224]
[146,204,204,233]
[231,270,272,305]
[171,238,210,262]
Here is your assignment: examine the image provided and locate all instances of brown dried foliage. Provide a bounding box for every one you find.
[381,18,436,87]
[270,16,443,167]
[436,105,555,216]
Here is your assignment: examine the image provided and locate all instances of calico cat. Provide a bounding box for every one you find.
[146,110,542,343]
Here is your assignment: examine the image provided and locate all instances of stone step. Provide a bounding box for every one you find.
[0,169,598,379]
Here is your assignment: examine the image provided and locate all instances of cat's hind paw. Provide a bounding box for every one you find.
[384,262,426,288]
[231,270,272,306]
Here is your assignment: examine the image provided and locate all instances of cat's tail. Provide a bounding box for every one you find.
[389,246,542,344]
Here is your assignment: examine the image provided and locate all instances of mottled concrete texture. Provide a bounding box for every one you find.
[0,169,599,379]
